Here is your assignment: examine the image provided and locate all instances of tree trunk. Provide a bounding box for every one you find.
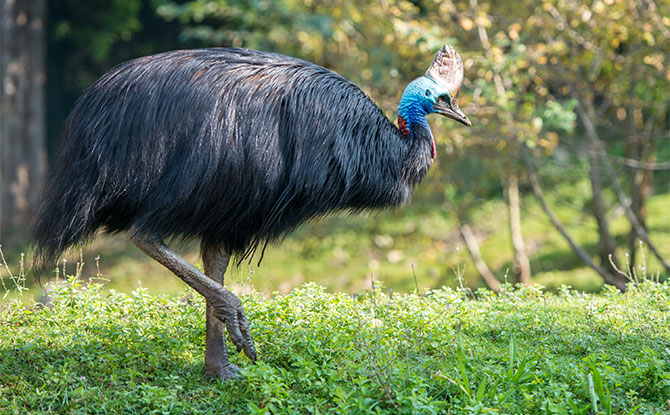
[623,60,653,270]
[457,220,501,293]
[626,99,642,266]
[0,0,46,237]
[578,102,670,276]
[588,142,621,275]
[522,145,629,291]
[628,131,655,269]
[503,173,531,284]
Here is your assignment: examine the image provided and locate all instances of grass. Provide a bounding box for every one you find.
[0,275,668,414]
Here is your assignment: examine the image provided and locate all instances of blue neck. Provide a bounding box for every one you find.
[397,78,433,138]
[398,100,429,138]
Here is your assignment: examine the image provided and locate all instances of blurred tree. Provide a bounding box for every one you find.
[0,0,46,237]
[150,0,669,289]
[439,0,669,288]
[422,0,579,287]
[27,0,668,290]
[534,0,670,275]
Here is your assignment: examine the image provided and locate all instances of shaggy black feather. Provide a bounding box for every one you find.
[33,48,434,265]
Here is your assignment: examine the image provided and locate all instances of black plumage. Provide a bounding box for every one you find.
[33,47,432,265]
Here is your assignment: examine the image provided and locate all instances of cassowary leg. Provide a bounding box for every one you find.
[130,232,257,369]
[201,243,239,379]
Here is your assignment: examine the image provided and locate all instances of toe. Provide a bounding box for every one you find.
[206,363,241,380]
[220,363,241,380]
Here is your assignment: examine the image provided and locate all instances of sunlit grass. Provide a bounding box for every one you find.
[0,278,668,413]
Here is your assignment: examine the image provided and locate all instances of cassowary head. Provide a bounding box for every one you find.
[398,45,471,139]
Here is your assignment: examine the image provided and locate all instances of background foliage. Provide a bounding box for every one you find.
[13,0,666,296]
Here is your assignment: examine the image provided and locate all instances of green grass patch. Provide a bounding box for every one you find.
[1,279,668,414]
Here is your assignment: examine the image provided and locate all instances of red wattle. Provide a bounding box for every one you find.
[397,116,411,136]
[430,134,436,160]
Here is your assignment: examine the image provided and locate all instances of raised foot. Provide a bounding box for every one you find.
[206,363,241,380]
[210,291,258,363]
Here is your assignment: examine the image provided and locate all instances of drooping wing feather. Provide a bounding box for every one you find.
[425,45,464,98]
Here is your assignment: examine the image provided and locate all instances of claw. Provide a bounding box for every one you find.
[212,292,257,363]
[238,311,257,362]
[225,318,243,348]
[244,342,257,362]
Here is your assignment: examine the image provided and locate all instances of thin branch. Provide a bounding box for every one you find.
[570,146,670,171]
[554,140,670,171]
[504,173,532,284]
[609,156,670,171]
[522,146,628,291]
[458,221,501,293]
[470,0,507,104]
[577,103,670,275]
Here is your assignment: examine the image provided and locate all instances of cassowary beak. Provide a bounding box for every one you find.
[433,97,471,127]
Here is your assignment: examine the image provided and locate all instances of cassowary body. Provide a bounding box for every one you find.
[33,46,470,379]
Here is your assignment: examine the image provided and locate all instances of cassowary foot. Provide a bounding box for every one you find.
[205,362,241,380]
[209,295,257,362]
[130,233,257,366]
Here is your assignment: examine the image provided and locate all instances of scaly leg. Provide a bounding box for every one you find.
[130,232,257,371]
[201,243,240,379]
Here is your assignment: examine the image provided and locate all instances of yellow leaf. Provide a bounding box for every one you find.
[532,117,543,133]
[593,1,605,13]
[643,32,655,46]
[460,18,474,31]
[477,13,492,28]
[547,132,559,147]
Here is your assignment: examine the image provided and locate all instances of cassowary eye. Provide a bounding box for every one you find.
[425,89,431,97]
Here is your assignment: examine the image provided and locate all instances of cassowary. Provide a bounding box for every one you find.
[33,45,470,379]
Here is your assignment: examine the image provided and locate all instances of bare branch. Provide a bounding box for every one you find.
[609,156,670,171]
[504,173,531,284]
[568,145,670,171]
[577,103,670,275]
[470,0,507,99]
[522,146,628,291]
[458,221,501,293]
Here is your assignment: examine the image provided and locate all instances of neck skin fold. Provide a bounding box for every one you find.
[397,96,436,160]
[397,96,429,138]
